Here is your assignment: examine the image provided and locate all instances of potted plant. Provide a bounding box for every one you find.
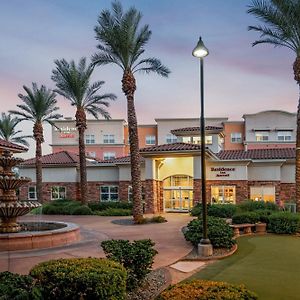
[255,222,267,234]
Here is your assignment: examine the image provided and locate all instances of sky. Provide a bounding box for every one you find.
[0,0,297,158]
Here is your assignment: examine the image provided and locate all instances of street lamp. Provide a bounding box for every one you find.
[192,37,213,256]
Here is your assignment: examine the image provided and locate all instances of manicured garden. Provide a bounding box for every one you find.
[188,234,300,300]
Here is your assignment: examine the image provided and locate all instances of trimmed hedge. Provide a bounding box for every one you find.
[232,212,261,224]
[191,203,236,218]
[101,239,157,290]
[184,217,235,249]
[88,201,133,211]
[30,258,127,300]
[94,208,132,216]
[0,271,42,300]
[237,200,278,212]
[71,205,93,215]
[268,212,300,234]
[157,280,257,300]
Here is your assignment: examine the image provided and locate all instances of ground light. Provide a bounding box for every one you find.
[192,37,213,256]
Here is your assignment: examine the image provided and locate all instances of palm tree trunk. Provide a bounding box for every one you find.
[122,69,143,222]
[76,108,88,205]
[293,57,300,212]
[33,122,44,203]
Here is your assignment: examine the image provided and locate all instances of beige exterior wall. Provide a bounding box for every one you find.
[87,166,119,182]
[281,164,295,183]
[119,165,145,181]
[206,162,248,180]
[248,162,283,181]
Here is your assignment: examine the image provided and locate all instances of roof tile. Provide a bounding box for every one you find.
[0,139,27,152]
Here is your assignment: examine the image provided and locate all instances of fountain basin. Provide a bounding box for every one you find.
[0,221,80,251]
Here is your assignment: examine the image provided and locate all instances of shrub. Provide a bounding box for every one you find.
[256,209,274,224]
[237,200,278,212]
[190,203,236,218]
[88,201,133,211]
[101,239,157,290]
[150,215,167,223]
[268,212,300,234]
[184,217,235,249]
[71,205,93,215]
[41,200,81,215]
[94,208,132,216]
[30,257,127,300]
[232,212,260,224]
[0,271,42,300]
[157,280,257,300]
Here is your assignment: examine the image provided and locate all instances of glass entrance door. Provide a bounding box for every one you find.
[164,188,193,212]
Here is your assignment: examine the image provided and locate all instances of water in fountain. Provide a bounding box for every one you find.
[0,150,41,233]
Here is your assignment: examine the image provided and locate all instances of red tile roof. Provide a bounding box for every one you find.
[140,142,201,153]
[217,148,295,160]
[21,151,79,166]
[0,139,28,152]
[171,126,222,134]
[99,156,145,164]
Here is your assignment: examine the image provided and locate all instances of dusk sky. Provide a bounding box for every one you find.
[0,0,297,157]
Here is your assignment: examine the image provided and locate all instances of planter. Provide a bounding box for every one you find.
[255,222,267,234]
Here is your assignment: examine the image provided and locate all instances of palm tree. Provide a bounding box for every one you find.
[248,0,300,211]
[0,112,31,147]
[52,57,116,204]
[92,1,170,222]
[9,83,62,203]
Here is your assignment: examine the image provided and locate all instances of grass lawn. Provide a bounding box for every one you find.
[188,235,300,300]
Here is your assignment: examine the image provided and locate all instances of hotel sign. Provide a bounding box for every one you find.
[210,167,235,177]
[54,126,77,138]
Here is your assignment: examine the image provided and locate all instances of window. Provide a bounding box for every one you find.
[86,151,96,158]
[277,131,292,141]
[182,137,192,143]
[163,175,193,188]
[250,186,275,202]
[100,186,119,201]
[205,136,213,145]
[85,134,95,144]
[51,186,66,200]
[128,186,145,202]
[255,131,269,141]
[103,134,115,144]
[103,152,116,160]
[231,132,242,143]
[145,135,156,145]
[28,186,37,200]
[166,134,177,144]
[191,136,212,145]
[211,186,236,204]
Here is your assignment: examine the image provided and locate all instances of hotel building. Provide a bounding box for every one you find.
[19,110,297,213]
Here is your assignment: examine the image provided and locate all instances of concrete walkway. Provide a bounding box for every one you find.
[0,213,194,275]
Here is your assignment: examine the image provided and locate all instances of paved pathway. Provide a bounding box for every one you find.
[0,213,193,275]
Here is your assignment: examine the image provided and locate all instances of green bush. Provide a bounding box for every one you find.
[150,215,167,223]
[94,208,132,216]
[101,239,157,290]
[191,203,236,218]
[256,209,274,224]
[30,257,127,300]
[157,279,257,300]
[232,212,260,224]
[0,271,42,300]
[71,205,93,215]
[268,212,300,234]
[88,201,133,211]
[184,217,235,249]
[237,200,278,212]
[41,200,81,215]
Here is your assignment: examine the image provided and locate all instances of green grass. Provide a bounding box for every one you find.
[188,235,300,300]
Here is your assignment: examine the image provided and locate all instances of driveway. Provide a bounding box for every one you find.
[0,213,193,274]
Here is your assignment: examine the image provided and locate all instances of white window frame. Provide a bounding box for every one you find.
[51,186,66,200]
[250,186,275,202]
[128,185,145,202]
[166,134,177,144]
[28,186,37,200]
[100,186,119,202]
[255,131,269,142]
[277,131,292,141]
[231,132,242,143]
[85,134,95,144]
[211,185,236,204]
[191,136,213,145]
[103,134,115,144]
[103,152,116,160]
[145,135,156,145]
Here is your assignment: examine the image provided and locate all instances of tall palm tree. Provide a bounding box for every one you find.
[248,0,300,211]
[0,112,31,147]
[92,1,170,222]
[9,83,62,203]
[52,57,116,204]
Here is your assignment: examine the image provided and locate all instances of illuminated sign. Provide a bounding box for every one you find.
[211,167,235,177]
[55,126,77,138]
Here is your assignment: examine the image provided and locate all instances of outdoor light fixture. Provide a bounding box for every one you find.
[192,36,213,257]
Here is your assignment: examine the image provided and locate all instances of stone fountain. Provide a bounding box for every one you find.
[0,150,80,251]
[0,150,41,233]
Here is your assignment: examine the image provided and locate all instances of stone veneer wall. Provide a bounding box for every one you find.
[280,183,296,201]
[144,179,163,213]
[247,181,281,202]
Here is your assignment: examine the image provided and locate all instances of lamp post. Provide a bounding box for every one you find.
[192,37,213,256]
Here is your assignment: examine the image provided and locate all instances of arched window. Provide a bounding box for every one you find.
[163,175,193,188]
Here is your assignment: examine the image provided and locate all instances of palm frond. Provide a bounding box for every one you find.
[133,58,171,77]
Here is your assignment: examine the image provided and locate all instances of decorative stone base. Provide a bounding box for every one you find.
[197,243,213,257]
